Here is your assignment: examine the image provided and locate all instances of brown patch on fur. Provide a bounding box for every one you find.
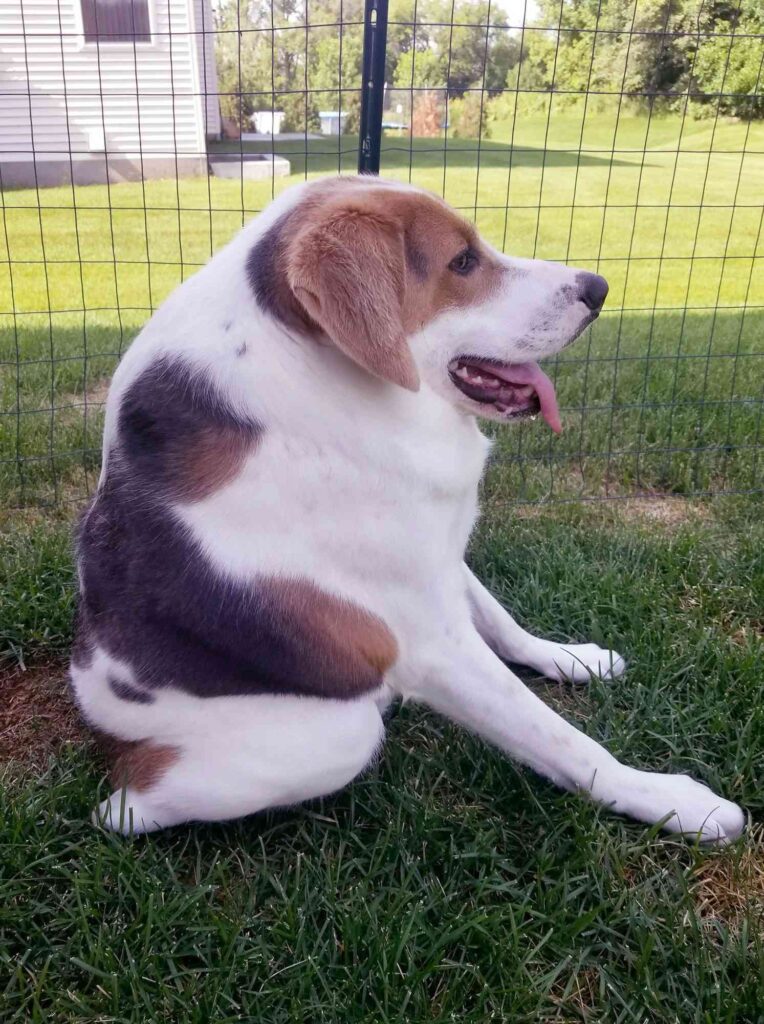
[116,355,261,504]
[176,422,256,501]
[0,662,86,769]
[103,735,179,792]
[250,177,506,391]
[269,577,398,693]
[287,200,420,390]
[247,177,369,338]
[396,196,506,332]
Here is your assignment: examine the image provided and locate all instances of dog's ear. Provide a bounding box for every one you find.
[286,202,420,392]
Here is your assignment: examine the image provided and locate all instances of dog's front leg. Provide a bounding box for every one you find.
[464,565,626,683]
[411,629,744,843]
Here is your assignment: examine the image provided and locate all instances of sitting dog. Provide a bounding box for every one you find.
[70,175,744,841]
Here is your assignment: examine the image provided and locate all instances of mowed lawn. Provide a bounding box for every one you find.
[1,112,763,505]
[2,499,764,1021]
[1,111,764,1020]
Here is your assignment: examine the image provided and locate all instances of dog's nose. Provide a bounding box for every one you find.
[576,272,609,312]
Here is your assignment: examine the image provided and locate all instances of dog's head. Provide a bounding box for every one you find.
[249,177,608,432]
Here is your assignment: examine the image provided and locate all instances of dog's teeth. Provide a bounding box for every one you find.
[517,385,535,398]
[456,366,471,379]
[482,377,500,388]
[470,374,484,384]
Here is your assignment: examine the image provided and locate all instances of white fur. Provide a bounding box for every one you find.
[75,177,744,842]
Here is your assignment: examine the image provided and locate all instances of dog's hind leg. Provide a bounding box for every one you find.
[465,565,626,683]
[93,694,385,834]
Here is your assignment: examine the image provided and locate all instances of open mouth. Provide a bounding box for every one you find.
[448,357,562,433]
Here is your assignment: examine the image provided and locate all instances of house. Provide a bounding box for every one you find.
[0,0,221,187]
[251,110,285,135]
[318,110,348,136]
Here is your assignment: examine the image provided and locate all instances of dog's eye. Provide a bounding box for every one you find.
[449,248,479,276]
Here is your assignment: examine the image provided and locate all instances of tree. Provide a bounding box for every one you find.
[388,0,518,97]
[683,1,764,118]
[526,0,687,106]
[308,18,365,133]
[519,0,763,118]
[214,0,365,133]
[213,0,763,137]
[448,92,491,138]
[411,90,444,136]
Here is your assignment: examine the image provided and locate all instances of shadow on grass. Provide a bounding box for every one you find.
[485,307,764,502]
[208,134,640,175]
[1,307,762,508]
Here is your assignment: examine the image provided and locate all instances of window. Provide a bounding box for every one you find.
[81,0,151,43]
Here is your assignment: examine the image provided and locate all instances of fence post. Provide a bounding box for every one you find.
[358,0,389,174]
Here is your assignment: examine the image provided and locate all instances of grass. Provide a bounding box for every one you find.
[1,109,764,1020]
[2,112,763,504]
[2,498,764,1021]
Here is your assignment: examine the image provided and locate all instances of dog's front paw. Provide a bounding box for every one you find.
[542,642,626,684]
[629,772,745,844]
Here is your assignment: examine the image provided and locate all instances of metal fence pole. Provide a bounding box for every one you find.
[358,0,389,174]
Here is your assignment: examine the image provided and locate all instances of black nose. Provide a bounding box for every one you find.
[576,272,609,312]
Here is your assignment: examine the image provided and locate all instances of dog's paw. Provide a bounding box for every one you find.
[92,790,164,835]
[630,772,745,844]
[542,642,626,684]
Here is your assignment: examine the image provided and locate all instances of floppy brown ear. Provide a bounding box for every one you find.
[286,203,420,392]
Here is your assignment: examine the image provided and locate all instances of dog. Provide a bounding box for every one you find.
[69,175,744,842]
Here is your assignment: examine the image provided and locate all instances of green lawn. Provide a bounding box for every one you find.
[2,114,763,506]
[1,111,764,1020]
[2,499,763,1021]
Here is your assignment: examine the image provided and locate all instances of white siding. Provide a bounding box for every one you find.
[0,0,220,161]
[193,0,220,138]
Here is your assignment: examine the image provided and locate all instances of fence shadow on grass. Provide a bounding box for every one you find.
[1,307,761,510]
[209,135,640,177]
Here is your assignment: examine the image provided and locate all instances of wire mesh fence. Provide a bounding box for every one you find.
[0,0,762,510]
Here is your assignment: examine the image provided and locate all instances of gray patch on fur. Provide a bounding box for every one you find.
[404,235,429,281]
[108,676,155,705]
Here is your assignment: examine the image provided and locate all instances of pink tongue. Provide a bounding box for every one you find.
[492,361,562,434]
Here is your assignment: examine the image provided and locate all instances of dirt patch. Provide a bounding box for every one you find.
[618,496,712,529]
[0,501,78,532]
[54,378,110,432]
[677,597,764,646]
[0,661,87,769]
[549,965,600,1019]
[723,614,764,646]
[534,679,596,722]
[690,825,764,931]
[85,379,110,408]
[62,378,110,411]
[486,493,712,528]
[501,502,548,520]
